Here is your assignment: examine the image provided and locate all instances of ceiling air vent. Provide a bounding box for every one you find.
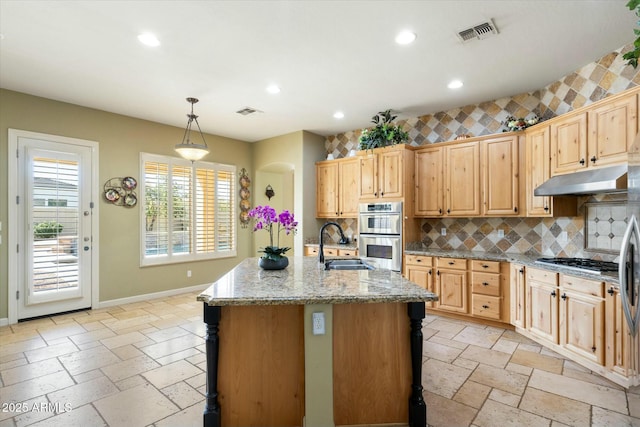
[457,19,498,43]
[236,106,262,116]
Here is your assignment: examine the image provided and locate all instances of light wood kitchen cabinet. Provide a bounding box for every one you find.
[304,245,357,257]
[470,260,502,320]
[359,144,414,200]
[558,275,605,365]
[606,285,633,379]
[435,257,468,314]
[414,146,444,216]
[510,263,526,329]
[405,255,434,308]
[550,111,588,176]
[316,157,360,218]
[550,89,639,176]
[588,91,638,168]
[526,267,559,344]
[445,141,481,216]
[481,135,520,216]
[525,125,577,217]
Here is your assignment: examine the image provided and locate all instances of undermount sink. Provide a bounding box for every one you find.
[324,259,375,270]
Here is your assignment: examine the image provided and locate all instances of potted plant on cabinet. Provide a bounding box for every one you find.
[358,109,409,150]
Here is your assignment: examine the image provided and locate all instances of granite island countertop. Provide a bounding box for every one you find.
[198,256,438,306]
[404,248,619,285]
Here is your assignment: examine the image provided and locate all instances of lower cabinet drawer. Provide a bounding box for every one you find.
[471,272,500,296]
[471,294,501,320]
[304,246,319,256]
[338,249,358,257]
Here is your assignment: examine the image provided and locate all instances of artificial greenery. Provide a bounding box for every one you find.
[34,221,63,239]
[624,0,640,68]
[358,109,409,150]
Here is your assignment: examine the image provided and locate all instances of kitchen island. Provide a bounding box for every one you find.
[197,256,438,427]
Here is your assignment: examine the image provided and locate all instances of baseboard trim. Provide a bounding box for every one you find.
[97,284,210,309]
[0,318,9,327]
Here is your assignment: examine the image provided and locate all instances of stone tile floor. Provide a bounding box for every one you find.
[0,291,638,426]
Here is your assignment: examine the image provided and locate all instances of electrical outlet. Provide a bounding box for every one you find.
[497,229,505,238]
[441,228,447,236]
[312,312,325,335]
[187,270,192,278]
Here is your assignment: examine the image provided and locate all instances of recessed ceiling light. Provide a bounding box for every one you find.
[448,80,464,89]
[266,85,281,94]
[395,30,416,45]
[333,111,345,119]
[138,33,160,47]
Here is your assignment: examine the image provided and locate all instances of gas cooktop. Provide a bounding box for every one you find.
[535,257,619,275]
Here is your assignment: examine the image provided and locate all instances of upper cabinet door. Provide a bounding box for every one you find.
[588,93,638,168]
[358,154,378,200]
[378,149,404,199]
[526,126,552,216]
[482,135,519,216]
[316,162,339,218]
[445,141,481,216]
[338,158,360,217]
[550,112,588,176]
[415,146,443,216]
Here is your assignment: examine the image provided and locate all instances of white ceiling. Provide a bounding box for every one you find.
[0,1,636,142]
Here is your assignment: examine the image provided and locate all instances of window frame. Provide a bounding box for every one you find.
[139,152,237,267]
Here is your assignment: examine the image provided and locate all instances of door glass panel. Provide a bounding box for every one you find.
[30,155,80,299]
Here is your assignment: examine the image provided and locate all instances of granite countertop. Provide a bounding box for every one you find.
[198,256,438,306]
[404,248,619,285]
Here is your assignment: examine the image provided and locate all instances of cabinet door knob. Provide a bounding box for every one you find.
[561,293,567,300]
[579,158,585,165]
[519,268,524,274]
[447,208,451,214]
[514,206,518,213]
[381,191,384,196]
[608,287,615,296]
[591,156,597,164]
[439,208,442,214]
[551,290,557,297]
[428,270,432,275]
[544,205,549,212]
[592,346,596,353]
[436,270,440,276]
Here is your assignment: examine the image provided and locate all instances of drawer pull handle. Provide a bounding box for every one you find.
[544,205,549,212]
[482,282,489,286]
[482,264,489,269]
[482,305,489,309]
[448,261,455,265]
[416,259,422,262]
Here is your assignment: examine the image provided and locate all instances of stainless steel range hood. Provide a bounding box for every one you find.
[534,164,627,196]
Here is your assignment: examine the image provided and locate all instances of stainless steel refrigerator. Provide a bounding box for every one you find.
[619,136,640,387]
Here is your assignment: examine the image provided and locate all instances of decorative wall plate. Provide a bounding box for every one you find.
[240,187,250,200]
[105,188,121,202]
[124,193,137,207]
[122,176,137,190]
[240,199,251,210]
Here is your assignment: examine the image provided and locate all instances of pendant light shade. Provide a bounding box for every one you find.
[175,97,209,161]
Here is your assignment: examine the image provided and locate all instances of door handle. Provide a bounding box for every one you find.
[84,246,90,251]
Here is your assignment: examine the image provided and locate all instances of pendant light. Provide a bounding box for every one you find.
[175,97,209,161]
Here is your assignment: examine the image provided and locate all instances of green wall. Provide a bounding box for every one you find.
[0,89,254,318]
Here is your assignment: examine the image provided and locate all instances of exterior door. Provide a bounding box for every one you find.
[9,129,98,321]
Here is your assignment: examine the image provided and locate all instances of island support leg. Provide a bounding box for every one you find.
[407,302,426,427]
[203,304,221,427]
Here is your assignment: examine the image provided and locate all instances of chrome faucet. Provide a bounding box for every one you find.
[318,222,348,263]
